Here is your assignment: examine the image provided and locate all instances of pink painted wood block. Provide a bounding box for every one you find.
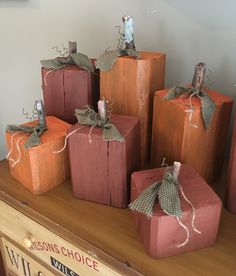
[131,165,222,259]
[42,65,99,124]
[68,115,140,208]
[226,113,236,213]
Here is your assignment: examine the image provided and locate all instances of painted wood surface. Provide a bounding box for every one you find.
[226,113,236,213]
[151,89,233,182]
[5,116,71,195]
[42,65,99,124]
[131,165,222,259]
[68,115,140,208]
[100,52,166,167]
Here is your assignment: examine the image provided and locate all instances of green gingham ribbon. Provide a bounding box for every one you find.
[75,106,124,142]
[129,171,182,218]
[41,52,94,72]
[6,124,47,149]
[95,48,140,72]
[164,86,216,129]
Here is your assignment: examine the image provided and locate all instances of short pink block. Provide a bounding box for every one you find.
[131,165,222,259]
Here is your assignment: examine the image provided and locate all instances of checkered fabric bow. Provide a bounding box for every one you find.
[129,170,183,218]
[41,52,94,72]
[164,86,216,129]
[75,106,124,142]
[6,124,47,149]
[95,48,140,72]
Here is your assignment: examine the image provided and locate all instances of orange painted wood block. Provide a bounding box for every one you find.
[5,116,71,195]
[226,113,236,213]
[100,52,166,167]
[42,65,99,124]
[151,89,233,182]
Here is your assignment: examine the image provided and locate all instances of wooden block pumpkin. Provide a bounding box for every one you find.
[226,113,236,213]
[100,52,166,167]
[5,116,71,195]
[151,89,233,182]
[68,115,140,208]
[130,165,222,259]
[42,64,99,124]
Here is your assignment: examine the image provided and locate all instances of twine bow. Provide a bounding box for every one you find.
[41,52,94,72]
[75,105,124,142]
[164,86,216,129]
[6,124,47,149]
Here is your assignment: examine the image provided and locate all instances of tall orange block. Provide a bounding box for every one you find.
[100,52,166,166]
[151,89,233,182]
[5,116,71,194]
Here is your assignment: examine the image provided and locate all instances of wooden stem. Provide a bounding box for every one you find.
[191,62,206,89]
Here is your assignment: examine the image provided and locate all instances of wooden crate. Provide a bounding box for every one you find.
[42,65,99,124]
[131,165,222,259]
[151,89,233,182]
[100,52,166,167]
[68,115,140,208]
[5,116,71,195]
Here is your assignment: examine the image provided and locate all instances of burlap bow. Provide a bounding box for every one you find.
[6,124,47,149]
[95,48,140,72]
[129,171,182,218]
[75,106,124,142]
[164,86,216,129]
[41,52,94,72]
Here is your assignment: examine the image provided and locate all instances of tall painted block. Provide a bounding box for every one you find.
[42,65,99,124]
[68,115,140,208]
[100,52,166,167]
[151,89,233,182]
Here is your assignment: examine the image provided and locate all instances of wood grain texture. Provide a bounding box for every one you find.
[42,65,99,124]
[226,113,236,213]
[68,115,140,208]
[151,89,233,183]
[0,160,236,275]
[131,165,222,259]
[5,116,71,195]
[100,52,166,167]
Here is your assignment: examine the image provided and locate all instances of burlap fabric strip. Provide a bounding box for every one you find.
[6,124,47,149]
[129,170,182,218]
[75,105,124,142]
[95,48,140,72]
[164,86,216,129]
[41,52,94,72]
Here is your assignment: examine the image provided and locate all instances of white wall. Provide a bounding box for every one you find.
[0,0,236,159]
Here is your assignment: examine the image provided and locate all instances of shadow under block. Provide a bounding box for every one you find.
[42,65,99,124]
[131,165,222,259]
[100,52,166,167]
[226,113,236,213]
[5,116,71,195]
[68,115,140,208]
[151,89,233,182]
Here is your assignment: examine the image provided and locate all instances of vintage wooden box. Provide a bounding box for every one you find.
[100,52,166,167]
[226,113,236,213]
[130,165,222,259]
[151,89,233,182]
[42,65,99,124]
[68,115,140,208]
[5,116,71,195]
